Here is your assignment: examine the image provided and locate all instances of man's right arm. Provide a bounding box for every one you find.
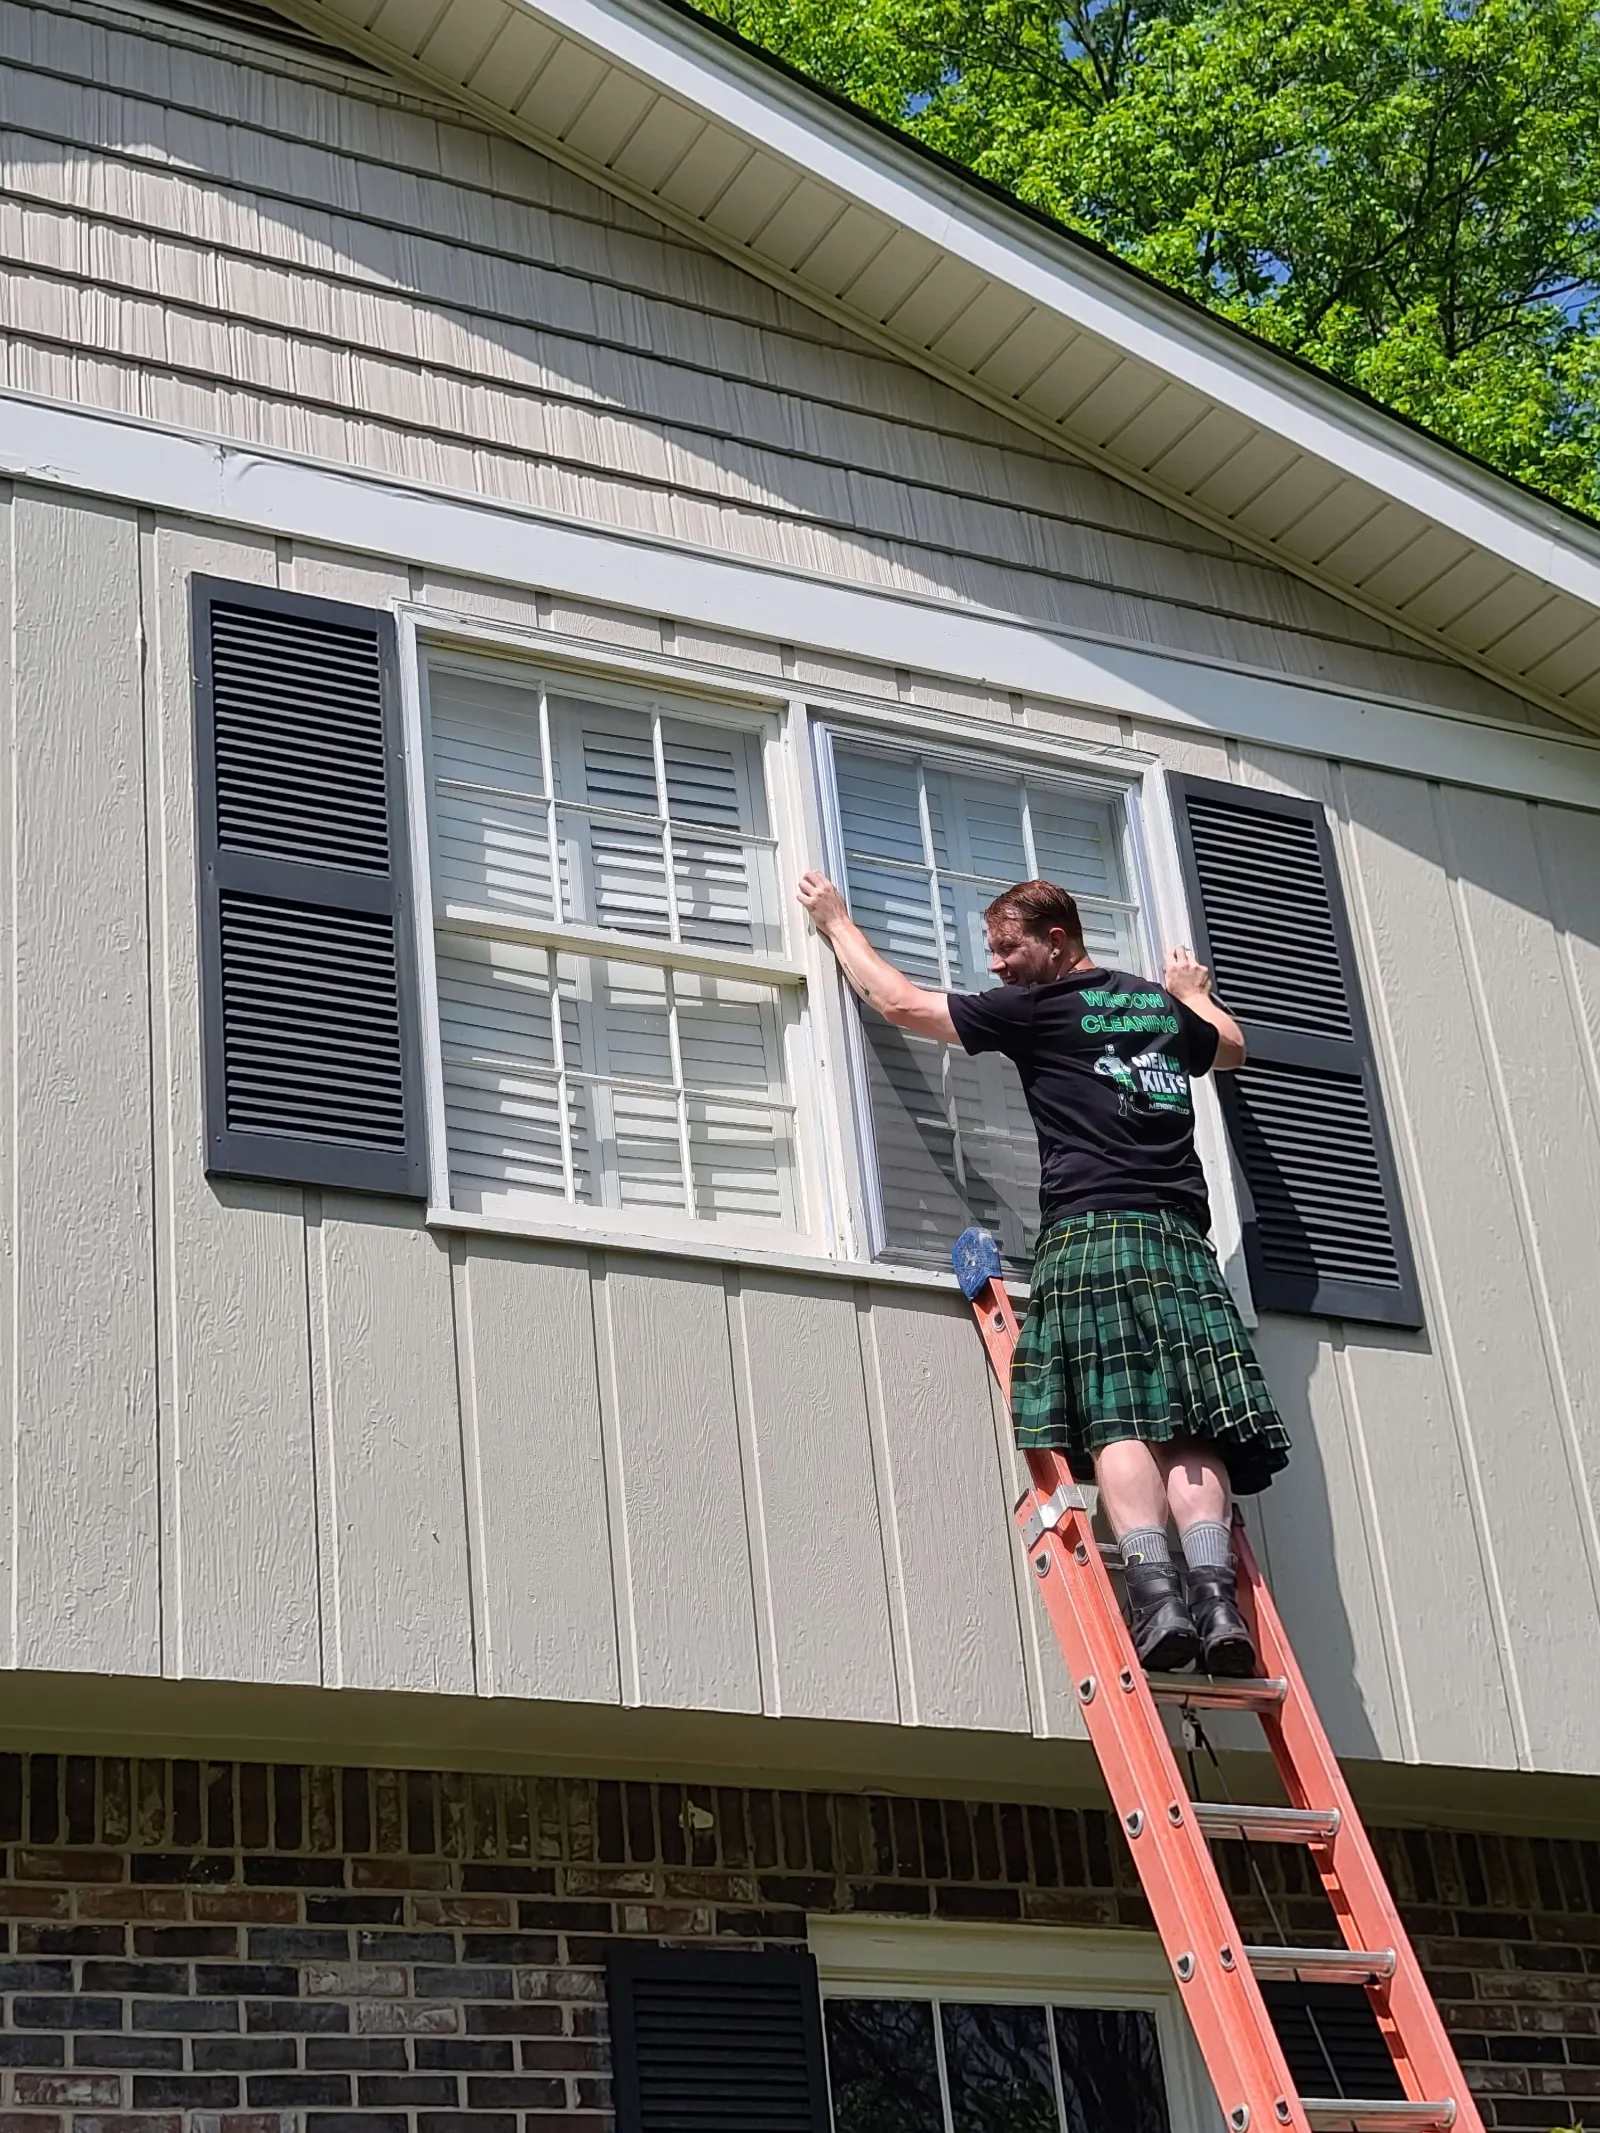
[797,871,959,1044]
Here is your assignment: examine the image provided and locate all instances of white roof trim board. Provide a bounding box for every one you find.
[268,0,1600,730]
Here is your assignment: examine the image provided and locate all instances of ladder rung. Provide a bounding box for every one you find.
[1192,1801,1341,1844]
[1302,2103,1455,2132]
[1147,1672,1288,1713]
[1245,1944,1396,1984]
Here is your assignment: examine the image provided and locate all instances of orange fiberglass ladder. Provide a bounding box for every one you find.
[952,1226,1481,2133]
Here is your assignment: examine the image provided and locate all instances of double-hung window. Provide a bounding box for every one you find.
[420,657,806,1243]
[819,732,1147,1271]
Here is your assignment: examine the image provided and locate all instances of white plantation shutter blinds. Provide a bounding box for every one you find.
[830,739,1141,1269]
[426,663,796,1233]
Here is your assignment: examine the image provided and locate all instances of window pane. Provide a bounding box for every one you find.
[677,971,793,1225]
[1079,902,1140,969]
[845,862,953,987]
[837,748,926,866]
[663,717,767,832]
[945,878,1003,992]
[824,2000,943,2133]
[430,670,546,798]
[924,763,1028,887]
[672,828,777,955]
[429,669,556,921]
[1028,787,1127,901]
[436,789,557,923]
[436,938,589,1210]
[663,718,777,953]
[1052,2007,1172,2133]
[861,1022,968,1250]
[558,801,671,938]
[942,2002,1058,2133]
[578,959,682,1212]
[605,1085,686,1210]
[548,696,780,952]
[948,1051,1041,1262]
[560,700,658,811]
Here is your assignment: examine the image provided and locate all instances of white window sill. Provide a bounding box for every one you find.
[425,1203,1028,1297]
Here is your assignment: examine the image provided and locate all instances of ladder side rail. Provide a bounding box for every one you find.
[1233,1523,1487,2133]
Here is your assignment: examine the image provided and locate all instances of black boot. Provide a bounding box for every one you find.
[1186,1565,1257,1678]
[1121,1559,1200,1672]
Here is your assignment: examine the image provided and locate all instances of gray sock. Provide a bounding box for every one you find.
[1118,1526,1170,1566]
[1180,1520,1234,1571]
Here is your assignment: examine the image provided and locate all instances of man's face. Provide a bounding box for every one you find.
[986,918,1067,987]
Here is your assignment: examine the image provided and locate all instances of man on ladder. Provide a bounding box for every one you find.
[797,870,1290,1677]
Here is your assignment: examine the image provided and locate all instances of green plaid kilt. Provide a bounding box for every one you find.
[1010,1208,1291,1496]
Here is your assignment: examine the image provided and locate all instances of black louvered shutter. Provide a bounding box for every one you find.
[1171,775,1421,1326]
[607,1946,830,2132]
[1262,1982,1406,2100]
[192,577,425,1195]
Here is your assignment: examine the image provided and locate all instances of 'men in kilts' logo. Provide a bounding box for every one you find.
[1093,1044,1192,1117]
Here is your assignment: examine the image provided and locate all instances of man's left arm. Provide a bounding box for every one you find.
[1164,945,1246,1071]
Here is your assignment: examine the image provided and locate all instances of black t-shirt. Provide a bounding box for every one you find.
[947,967,1220,1229]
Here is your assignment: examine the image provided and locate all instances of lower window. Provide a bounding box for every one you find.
[824,1994,1173,2132]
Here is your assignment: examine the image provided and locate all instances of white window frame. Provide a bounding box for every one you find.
[394,607,1252,1305]
[810,1916,1224,2133]
[399,621,833,1258]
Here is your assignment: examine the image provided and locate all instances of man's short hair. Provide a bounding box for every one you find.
[984,878,1084,943]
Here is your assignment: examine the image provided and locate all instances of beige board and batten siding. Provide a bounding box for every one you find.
[0,0,1587,745]
[0,0,1597,1778]
[4,487,1600,1782]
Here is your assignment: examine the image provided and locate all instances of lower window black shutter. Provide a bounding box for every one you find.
[1261,1982,1406,2101]
[1170,775,1422,1327]
[192,576,426,1195]
[607,1945,831,2132]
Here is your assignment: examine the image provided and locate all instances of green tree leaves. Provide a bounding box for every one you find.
[696,0,1600,514]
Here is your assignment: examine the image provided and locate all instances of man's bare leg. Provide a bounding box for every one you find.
[1094,1437,1171,1538]
[1164,1439,1230,1529]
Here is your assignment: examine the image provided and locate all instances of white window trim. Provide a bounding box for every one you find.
[813,716,1163,1271]
[810,1916,1224,2133]
[395,605,1256,1313]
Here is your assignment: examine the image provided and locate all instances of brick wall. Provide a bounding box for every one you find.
[0,1757,1590,2133]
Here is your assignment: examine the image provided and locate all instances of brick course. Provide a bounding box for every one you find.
[0,1758,1589,2130]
